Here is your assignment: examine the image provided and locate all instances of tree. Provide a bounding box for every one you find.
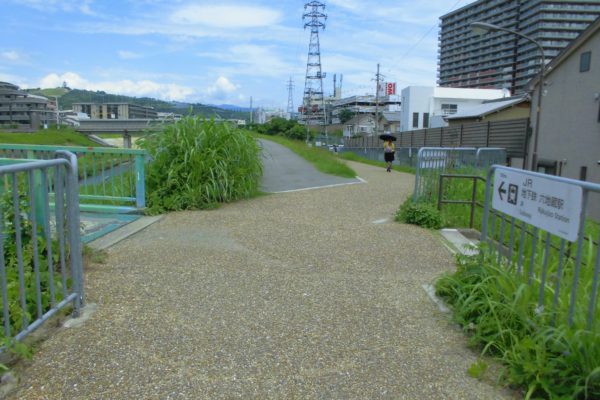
[339,108,354,124]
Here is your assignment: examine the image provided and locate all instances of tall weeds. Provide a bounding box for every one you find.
[140,117,262,213]
[436,251,600,399]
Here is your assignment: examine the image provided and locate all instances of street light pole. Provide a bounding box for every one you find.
[470,21,545,171]
[51,96,60,129]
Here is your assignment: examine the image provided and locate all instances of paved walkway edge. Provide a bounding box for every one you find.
[87,215,164,250]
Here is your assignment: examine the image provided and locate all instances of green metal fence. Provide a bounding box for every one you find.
[0,144,148,213]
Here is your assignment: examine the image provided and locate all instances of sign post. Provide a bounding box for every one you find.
[491,167,583,241]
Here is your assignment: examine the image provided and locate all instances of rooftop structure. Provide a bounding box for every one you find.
[438,0,600,94]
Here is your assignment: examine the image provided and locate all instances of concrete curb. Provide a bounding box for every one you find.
[86,215,164,250]
[440,228,480,256]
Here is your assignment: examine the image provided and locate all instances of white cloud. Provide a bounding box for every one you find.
[170,5,281,28]
[198,44,293,78]
[206,76,238,99]
[10,0,96,15]
[327,0,361,11]
[117,50,142,60]
[1,51,21,61]
[39,72,194,101]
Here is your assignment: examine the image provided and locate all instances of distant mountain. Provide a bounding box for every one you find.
[24,88,250,121]
[211,104,252,112]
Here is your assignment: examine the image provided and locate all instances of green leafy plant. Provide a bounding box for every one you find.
[467,359,489,379]
[139,117,263,213]
[395,198,443,229]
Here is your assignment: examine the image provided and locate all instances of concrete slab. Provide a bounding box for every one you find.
[80,212,141,244]
[86,215,164,250]
[440,228,480,256]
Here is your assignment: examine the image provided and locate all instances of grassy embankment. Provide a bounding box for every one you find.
[0,127,100,147]
[338,151,415,174]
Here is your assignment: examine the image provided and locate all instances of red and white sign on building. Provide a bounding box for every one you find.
[386,82,396,95]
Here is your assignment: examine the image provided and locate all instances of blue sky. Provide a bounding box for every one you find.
[1,0,474,108]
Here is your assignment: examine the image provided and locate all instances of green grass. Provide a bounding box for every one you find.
[436,251,600,399]
[255,133,357,178]
[338,151,415,174]
[0,128,100,147]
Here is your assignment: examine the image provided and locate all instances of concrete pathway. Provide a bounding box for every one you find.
[8,146,516,399]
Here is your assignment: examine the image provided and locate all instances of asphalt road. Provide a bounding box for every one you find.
[259,139,362,193]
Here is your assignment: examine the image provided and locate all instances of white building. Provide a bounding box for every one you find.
[399,86,507,131]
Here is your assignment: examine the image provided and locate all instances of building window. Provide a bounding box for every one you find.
[412,112,419,128]
[441,104,458,115]
[580,51,591,72]
[423,113,430,128]
[580,166,587,181]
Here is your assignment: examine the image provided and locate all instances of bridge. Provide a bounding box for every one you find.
[75,118,170,134]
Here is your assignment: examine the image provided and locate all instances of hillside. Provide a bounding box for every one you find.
[25,87,250,121]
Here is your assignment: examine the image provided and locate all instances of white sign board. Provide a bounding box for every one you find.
[492,168,583,241]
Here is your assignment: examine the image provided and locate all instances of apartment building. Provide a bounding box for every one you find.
[0,81,53,128]
[72,103,157,119]
[438,0,600,94]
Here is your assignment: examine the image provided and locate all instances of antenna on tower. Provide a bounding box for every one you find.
[300,1,327,135]
[333,74,337,97]
[286,77,295,119]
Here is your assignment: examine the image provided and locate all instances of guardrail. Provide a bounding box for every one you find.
[481,165,600,330]
[413,147,506,203]
[0,144,148,213]
[0,151,83,344]
[438,174,486,229]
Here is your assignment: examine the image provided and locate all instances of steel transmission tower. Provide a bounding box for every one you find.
[286,77,295,118]
[301,1,327,127]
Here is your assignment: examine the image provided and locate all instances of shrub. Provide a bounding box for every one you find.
[395,198,443,229]
[139,117,263,213]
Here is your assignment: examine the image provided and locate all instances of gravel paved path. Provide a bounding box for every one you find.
[8,157,515,399]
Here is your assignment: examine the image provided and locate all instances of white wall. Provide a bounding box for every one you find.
[400,86,433,131]
[400,86,505,131]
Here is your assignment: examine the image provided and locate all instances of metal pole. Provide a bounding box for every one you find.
[374,64,382,136]
[531,47,545,171]
[470,22,545,171]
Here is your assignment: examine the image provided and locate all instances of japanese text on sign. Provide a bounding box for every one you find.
[491,168,583,241]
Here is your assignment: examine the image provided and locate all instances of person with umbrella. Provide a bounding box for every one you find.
[380,133,396,172]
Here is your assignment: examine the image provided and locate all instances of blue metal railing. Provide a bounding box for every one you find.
[0,152,83,344]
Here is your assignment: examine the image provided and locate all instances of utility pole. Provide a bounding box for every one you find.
[249,96,253,124]
[374,63,383,136]
[52,96,60,129]
[286,77,294,119]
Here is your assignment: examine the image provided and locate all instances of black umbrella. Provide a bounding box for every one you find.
[379,133,397,142]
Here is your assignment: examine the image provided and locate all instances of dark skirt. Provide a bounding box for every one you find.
[384,152,395,162]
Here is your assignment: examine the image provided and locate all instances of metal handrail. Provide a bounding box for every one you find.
[438,174,486,228]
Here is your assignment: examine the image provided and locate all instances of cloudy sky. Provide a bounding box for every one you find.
[1,0,473,108]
